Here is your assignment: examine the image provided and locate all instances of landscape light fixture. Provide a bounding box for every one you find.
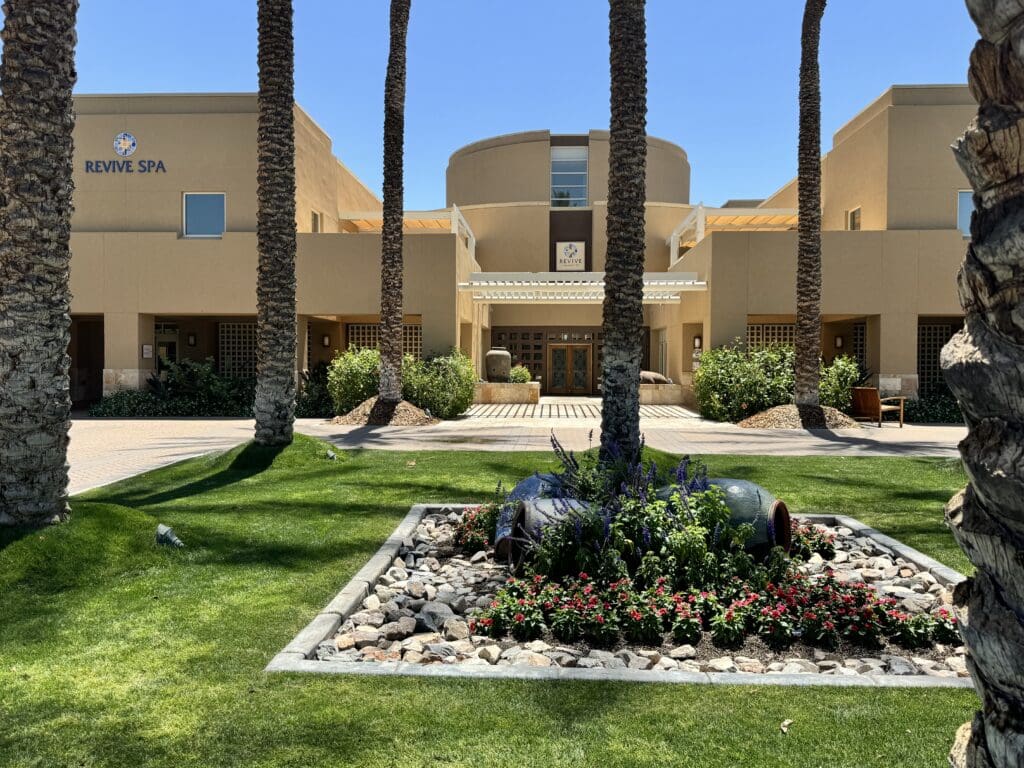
[693,335,702,349]
[322,334,331,348]
[835,335,844,349]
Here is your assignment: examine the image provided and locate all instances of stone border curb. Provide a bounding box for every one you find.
[267,505,974,689]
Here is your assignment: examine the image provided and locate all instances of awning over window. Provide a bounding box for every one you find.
[458,272,706,304]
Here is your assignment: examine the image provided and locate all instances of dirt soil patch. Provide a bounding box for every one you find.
[333,397,439,427]
[738,404,860,429]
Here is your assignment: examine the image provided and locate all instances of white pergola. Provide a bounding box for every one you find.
[458,272,706,304]
[667,204,798,265]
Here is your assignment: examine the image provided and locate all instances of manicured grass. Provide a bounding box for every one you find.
[0,436,975,767]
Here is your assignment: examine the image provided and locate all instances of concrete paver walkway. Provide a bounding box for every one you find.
[68,414,966,496]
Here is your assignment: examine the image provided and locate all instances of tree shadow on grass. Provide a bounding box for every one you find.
[95,441,287,510]
[0,525,39,554]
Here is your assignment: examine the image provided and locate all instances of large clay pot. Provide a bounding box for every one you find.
[485,347,512,382]
[707,478,791,553]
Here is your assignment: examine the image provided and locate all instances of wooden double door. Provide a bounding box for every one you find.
[547,343,592,395]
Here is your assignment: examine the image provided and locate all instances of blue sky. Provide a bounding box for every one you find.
[72,1,976,209]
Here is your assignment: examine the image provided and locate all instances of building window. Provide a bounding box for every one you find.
[551,146,588,208]
[957,190,973,238]
[218,322,256,378]
[852,321,867,371]
[346,323,423,358]
[846,207,861,231]
[746,323,795,349]
[183,193,226,238]
[311,210,322,233]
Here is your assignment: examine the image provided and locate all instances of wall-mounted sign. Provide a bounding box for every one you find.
[85,132,167,174]
[141,344,153,359]
[555,241,585,271]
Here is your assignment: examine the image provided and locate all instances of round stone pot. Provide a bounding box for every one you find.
[485,347,512,383]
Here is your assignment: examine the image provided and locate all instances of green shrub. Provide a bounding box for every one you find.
[326,348,381,415]
[295,362,333,418]
[906,390,963,424]
[402,350,476,419]
[89,359,254,417]
[326,347,476,419]
[693,343,795,422]
[819,355,861,412]
[694,342,861,421]
[509,365,532,384]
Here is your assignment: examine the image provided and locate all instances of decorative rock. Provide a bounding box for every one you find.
[380,616,417,640]
[335,633,356,651]
[782,659,819,674]
[443,619,470,641]
[406,581,426,599]
[886,657,919,676]
[403,650,425,664]
[415,601,455,632]
[363,594,381,611]
[477,645,502,663]
[945,656,969,676]
[350,610,385,628]
[513,651,552,667]
[668,645,697,660]
[424,642,457,660]
[706,656,737,673]
[547,651,578,667]
[352,628,380,649]
[524,640,552,653]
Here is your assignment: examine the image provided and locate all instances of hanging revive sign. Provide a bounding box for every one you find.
[84,132,167,174]
[555,241,585,271]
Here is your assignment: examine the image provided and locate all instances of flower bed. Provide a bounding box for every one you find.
[314,510,967,680]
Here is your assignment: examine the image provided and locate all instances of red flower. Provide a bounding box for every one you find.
[514,613,525,623]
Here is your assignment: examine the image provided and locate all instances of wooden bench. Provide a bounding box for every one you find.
[851,387,905,428]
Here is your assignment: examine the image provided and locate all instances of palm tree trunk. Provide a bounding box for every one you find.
[945,4,1024,767]
[0,1,78,526]
[378,0,411,403]
[254,0,297,446]
[793,0,826,409]
[600,0,647,463]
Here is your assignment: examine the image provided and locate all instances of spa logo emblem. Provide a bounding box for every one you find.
[113,132,137,157]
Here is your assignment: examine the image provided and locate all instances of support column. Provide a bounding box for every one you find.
[876,312,918,397]
[103,312,154,394]
[295,314,310,380]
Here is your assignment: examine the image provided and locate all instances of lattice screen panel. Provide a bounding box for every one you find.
[746,323,795,349]
[918,323,955,395]
[852,322,867,370]
[346,324,423,358]
[218,322,257,378]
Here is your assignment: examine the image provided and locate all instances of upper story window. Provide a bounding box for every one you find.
[551,146,588,208]
[183,192,226,238]
[846,207,862,231]
[311,210,322,233]
[957,190,973,238]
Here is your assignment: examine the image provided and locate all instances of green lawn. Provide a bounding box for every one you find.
[0,436,975,767]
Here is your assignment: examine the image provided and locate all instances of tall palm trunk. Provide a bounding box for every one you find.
[378,0,411,403]
[253,0,297,446]
[946,5,1024,766]
[793,0,826,408]
[0,1,78,526]
[600,0,647,462]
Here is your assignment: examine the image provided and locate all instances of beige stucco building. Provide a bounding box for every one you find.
[67,85,973,406]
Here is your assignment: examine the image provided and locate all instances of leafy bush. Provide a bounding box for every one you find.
[693,343,795,422]
[403,350,477,419]
[454,503,501,552]
[89,358,254,417]
[906,390,963,424]
[295,362,333,418]
[326,347,476,419]
[819,355,861,412]
[327,348,381,415]
[509,365,533,384]
[694,343,863,421]
[789,521,836,561]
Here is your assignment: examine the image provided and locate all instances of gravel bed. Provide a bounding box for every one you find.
[315,510,968,680]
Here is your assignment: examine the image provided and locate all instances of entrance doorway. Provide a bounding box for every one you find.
[547,343,592,395]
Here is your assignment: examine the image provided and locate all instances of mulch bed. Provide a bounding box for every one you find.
[738,404,860,429]
[333,397,439,427]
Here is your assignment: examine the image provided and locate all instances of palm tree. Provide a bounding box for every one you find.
[253,0,297,446]
[0,1,79,527]
[600,0,647,463]
[793,0,826,410]
[945,6,1024,767]
[378,0,412,404]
